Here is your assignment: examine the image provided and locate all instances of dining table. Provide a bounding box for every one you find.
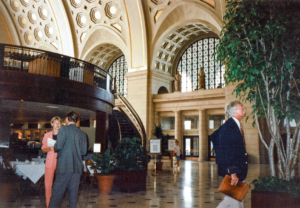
[10,161,45,184]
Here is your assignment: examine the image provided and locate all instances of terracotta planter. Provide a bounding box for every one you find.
[113,170,147,192]
[156,162,163,171]
[95,174,115,195]
[251,190,300,208]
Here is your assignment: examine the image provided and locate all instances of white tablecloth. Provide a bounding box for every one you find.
[10,161,45,184]
[32,158,46,163]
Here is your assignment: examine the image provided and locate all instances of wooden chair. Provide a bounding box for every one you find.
[2,157,22,195]
[82,159,97,190]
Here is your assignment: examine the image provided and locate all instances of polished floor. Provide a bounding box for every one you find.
[0,159,273,208]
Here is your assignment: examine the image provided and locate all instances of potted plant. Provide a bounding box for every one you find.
[92,148,115,194]
[216,0,300,206]
[113,137,147,192]
[251,176,300,208]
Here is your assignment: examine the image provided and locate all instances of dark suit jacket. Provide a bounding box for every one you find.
[54,123,87,174]
[210,117,248,181]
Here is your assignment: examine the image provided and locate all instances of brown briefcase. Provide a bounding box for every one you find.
[218,175,250,202]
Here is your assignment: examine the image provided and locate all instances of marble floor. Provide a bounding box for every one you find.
[0,160,273,208]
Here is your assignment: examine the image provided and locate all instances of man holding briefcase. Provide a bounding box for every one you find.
[211,100,248,208]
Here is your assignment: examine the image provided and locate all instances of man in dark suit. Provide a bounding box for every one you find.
[211,100,247,208]
[49,111,87,208]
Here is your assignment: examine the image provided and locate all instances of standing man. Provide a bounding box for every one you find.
[211,100,248,208]
[49,111,87,208]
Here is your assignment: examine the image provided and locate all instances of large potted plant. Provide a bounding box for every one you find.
[216,0,300,206]
[113,137,147,192]
[92,148,115,194]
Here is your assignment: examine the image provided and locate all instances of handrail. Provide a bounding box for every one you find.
[114,93,147,148]
[0,44,112,92]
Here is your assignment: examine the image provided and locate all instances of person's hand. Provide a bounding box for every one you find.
[50,146,54,151]
[231,174,239,186]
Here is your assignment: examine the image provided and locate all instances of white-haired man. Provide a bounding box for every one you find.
[211,100,248,208]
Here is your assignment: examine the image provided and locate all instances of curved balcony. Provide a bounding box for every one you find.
[0,44,114,113]
[0,44,112,91]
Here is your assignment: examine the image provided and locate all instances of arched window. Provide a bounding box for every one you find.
[108,55,128,96]
[176,37,224,92]
[158,86,169,94]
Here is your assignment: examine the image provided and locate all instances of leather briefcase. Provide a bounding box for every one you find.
[218,175,250,202]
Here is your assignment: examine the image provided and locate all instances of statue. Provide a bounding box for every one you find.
[198,67,205,90]
[174,71,181,92]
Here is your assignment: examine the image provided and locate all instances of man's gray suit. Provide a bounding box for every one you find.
[49,123,87,208]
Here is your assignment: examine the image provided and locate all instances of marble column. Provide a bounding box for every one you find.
[198,109,208,161]
[174,110,182,153]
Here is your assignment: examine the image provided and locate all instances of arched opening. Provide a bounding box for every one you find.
[157,86,168,94]
[108,55,128,96]
[176,37,224,92]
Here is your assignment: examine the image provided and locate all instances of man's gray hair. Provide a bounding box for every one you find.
[226,100,242,118]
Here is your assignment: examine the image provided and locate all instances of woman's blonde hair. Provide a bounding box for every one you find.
[50,116,62,129]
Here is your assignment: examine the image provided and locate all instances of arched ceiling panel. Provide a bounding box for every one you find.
[61,0,128,58]
[1,0,62,52]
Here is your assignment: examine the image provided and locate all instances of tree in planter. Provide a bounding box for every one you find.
[216,0,300,180]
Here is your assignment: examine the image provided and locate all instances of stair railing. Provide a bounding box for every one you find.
[114,93,146,147]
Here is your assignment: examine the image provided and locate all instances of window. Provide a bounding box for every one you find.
[161,117,175,130]
[176,37,225,92]
[209,115,225,129]
[184,116,199,129]
[108,55,128,96]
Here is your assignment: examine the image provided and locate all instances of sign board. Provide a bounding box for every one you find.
[168,139,176,151]
[149,139,161,154]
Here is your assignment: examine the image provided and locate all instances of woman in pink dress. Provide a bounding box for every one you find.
[41,116,62,208]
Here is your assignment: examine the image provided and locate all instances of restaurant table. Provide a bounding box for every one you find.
[32,158,46,163]
[10,161,45,184]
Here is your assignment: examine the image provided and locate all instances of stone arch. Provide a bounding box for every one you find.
[0,1,21,45]
[48,0,74,56]
[149,1,223,96]
[79,26,128,70]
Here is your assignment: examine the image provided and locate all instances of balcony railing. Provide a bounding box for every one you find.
[0,44,112,92]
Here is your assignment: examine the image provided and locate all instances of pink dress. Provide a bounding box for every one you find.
[41,131,57,208]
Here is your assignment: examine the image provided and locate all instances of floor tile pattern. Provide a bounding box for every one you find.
[0,160,274,208]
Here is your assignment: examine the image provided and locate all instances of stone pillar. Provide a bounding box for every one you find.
[125,70,149,146]
[154,112,159,126]
[95,110,109,154]
[174,110,182,154]
[198,109,208,161]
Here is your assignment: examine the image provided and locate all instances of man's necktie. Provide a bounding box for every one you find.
[240,124,245,145]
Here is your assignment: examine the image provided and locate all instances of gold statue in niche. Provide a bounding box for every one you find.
[174,71,181,92]
[198,67,205,90]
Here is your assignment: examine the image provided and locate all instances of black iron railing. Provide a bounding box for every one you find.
[0,44,112,92]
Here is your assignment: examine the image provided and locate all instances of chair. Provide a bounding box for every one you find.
[82,159,97,190]
[2,156,22,195]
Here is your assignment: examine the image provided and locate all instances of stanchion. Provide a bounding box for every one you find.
[170,151,173,168]
[152,155,158,176]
